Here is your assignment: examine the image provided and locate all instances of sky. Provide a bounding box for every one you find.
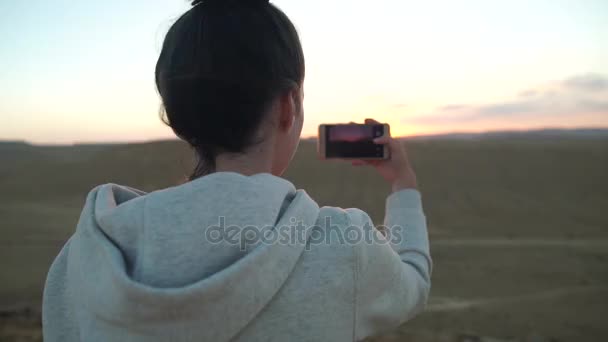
[1,0,607,144]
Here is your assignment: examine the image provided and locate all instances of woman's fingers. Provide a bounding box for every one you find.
[350,120,390,167]
[373,136,391,144]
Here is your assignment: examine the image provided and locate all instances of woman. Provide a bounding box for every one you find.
[42,0,431,341]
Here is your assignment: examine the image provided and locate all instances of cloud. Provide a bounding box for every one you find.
[564,73,608,92]
[518,90,538,98]
[404,73,608,125]
[477,101,538,116]
[578,99,608,112]
[438,104,469,111]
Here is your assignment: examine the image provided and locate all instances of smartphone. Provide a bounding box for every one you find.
[318,123,390,160]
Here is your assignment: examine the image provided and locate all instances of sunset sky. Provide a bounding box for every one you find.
[2,0,607,144]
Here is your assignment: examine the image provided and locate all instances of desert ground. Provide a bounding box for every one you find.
[1,133,607,341]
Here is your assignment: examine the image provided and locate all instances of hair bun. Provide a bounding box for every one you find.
[192,0,270,7]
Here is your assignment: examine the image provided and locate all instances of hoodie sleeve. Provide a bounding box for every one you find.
[347,189,432,340]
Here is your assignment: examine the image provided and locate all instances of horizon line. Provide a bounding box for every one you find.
[3,126,608,147]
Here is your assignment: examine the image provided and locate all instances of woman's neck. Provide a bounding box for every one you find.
[214,142,275,176]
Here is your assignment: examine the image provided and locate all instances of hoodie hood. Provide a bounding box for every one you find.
[65,172,320,341]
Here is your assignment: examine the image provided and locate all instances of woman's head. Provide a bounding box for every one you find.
[156,0,305,179]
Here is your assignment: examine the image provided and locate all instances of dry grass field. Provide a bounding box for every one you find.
[1,133,607,341]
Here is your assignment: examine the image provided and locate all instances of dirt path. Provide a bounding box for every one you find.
[427,286,608,312]
[432,238,608,248]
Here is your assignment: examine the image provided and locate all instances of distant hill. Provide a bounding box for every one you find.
[406,128,608,141]
[2,128,607,172]
[3,128,607,152]
[0,141,125,167]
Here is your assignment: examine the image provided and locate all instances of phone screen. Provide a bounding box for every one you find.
[324,124,386,158]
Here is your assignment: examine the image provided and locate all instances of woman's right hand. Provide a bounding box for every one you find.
[352,119,418,192]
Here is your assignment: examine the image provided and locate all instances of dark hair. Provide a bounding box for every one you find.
[155,0,305,179]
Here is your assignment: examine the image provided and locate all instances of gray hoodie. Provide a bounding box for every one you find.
[43,172,431,341]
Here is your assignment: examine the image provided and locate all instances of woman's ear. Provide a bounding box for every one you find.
[278,89,298,132]
[293,86,304,116]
